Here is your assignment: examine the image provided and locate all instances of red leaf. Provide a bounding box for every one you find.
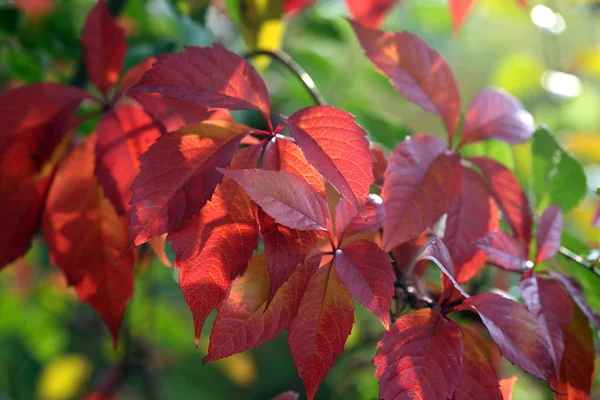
[477,230,529,271]
[499,376,518,400]
[218,168,330,231]
[535,205,562,264]
[345,0,400,28]
[258,210,320,304]
[382,134,462,250]
[335,194,384,242]
[449,0,478,33]
[116,57,157,96]
[81,0,126,95]
[446,165,499,283]
[335,239,394,329]
[43,135,134,344]
[551,304,595,400]
[351,22,461,142]
[391,232,430,276]
[95,105,163,214]
[546,271,600,330]
[130,44,272,125]
[470,157,533,246]
[284,0,315,15]
[374,308,463,399]
[168,145,261,343]
[520,275,573,378]
[148,234,171,267]
[285,106,373,213]
[459,88,535,147]
[288,262,354,400]
[0,83,88,150]
[205,254,319,362]
[452,326,502,400]
[127,120,249,246]
[453,292,553,381]
[371,146,387,185]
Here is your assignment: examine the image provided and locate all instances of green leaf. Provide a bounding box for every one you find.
[531,127,587,212]
[460,139,514,169]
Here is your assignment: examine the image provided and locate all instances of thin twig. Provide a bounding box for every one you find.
[244,49,326,106]
[558,245,600,277]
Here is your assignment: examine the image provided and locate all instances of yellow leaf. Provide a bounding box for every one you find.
[239,0,286,69]
[37,354,92,400]
[561,132,600,163]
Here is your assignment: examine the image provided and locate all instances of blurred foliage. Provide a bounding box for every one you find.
[1,0,600,399]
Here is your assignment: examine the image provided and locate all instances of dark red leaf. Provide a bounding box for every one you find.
[95,105,163,214]
[453,292,553,381]
[391,232,431,276]
[470,157,533,246]
[81,0,126,95]
[43,134,134,345]
[284,0,315,15]
[371,146,387,185]
[449,0,478,33]
[445,165,499,283]
[127,120,249,246]
[477,229,529,271]
[535,205,562,264]
[168,145,261,343]
[288,262,354,400]
[335,239,394,329]
[204,254,319,362]
[345,0,401,28]
[520,275,573,378]
[499,376,517,400]
[374,308,463,399]
[130,44,271,124]
[218,168,330,231]
[285,106,373,213]
[335,194,384,242]
[546,271,600,330]
[551,304,595,400]
[459,88,535,147]
[351,22,461,142]
[382,134,462,250]
[452,325,502,400]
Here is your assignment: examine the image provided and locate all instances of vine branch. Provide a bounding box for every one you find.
[558,245,600,277]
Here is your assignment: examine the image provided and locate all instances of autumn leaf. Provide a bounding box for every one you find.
[81,0,126,95]
[205,253,319,362]
[130,44,272,126]
[351,21,461,142]
[219,168,330,231]
[499,376,518,400]
[449,0,478,33]
[127,120,250,246]
[445,165,499,283]
[374,308,463,399]
[345,0,401,28]
[453,292,553,381]
[42,134,135,345]
[284,0,315,15]
[546,271,600,329]
[288,262,354,400]
[168,145,261,343]
[285,106,373,213]
[95,105,164,214]
[334,194,384,243]
[477,230,529,271]
[382,134,462,250]
[459,88,535,148]
[334,239,394,329]
[534,205,562,264]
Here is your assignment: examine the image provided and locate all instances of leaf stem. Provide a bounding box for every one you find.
[244,50,327,106]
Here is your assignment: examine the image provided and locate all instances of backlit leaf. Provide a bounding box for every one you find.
[345,0,400,28]
[335,194,384,242]
[351,21,461,142]
[374,308,463,400]
[499,376,517,400]
[477,230,528,272]
[535,205,562,264]
[546,271,600,329]
[382,134,462,250]
[449,0,478,33]
[286,106,373,213]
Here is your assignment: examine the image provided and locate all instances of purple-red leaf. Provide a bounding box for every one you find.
[535,205,562,264]
[168,145,261,343]
[546,271,600,330]
[335,194,384,242]
[374,308,463,400]
[219,168,330,231]
[335,239,394,329]
[382,134,462,250]
[285,106,373,213]
[453,292,553,381]
[81,0,126,95]
[477,230,529,271]
[351,21,461,142]
[470,157,533,246]
[130,44,271,124]
[445,165,499,283]
[345,0,401,28]
[459,88,535,148]
[127,120,249,246]
[520,274,573,378]
[95,105,163,214]
[288,262,354,400]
